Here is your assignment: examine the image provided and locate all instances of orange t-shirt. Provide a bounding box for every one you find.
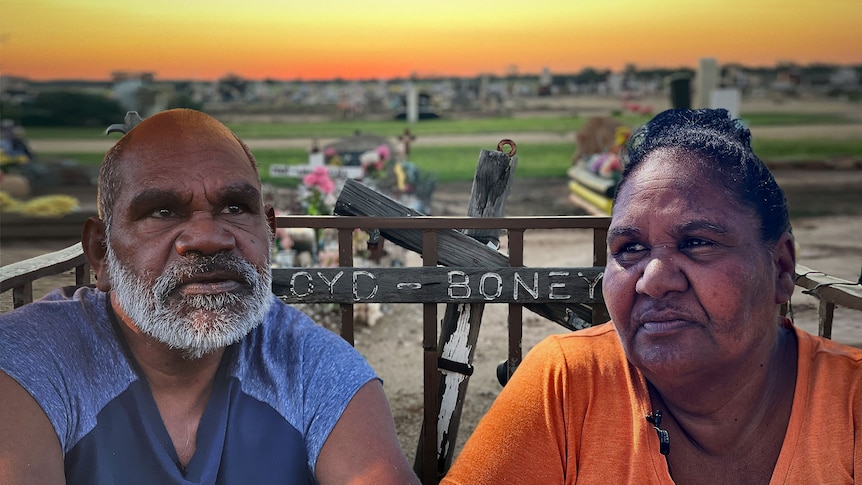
[442,322,862,484]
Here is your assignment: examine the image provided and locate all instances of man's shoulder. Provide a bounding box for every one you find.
[0,286,135,452]
[229,296,377,450]
[255,296,336,343]
[235,296,359,370]
[2,284,99,305]
[0,285,107,337]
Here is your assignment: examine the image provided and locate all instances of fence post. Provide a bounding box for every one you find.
[413,143,516,480]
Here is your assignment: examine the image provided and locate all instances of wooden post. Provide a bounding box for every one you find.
[414,146,515,480]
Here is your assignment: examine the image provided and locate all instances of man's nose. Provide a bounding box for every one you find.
[175,212,237,256]
[634,252,689,298]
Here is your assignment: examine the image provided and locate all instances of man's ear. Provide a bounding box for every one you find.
[265,204,277,241]
[82,217,111,292]
[773,231,797,304]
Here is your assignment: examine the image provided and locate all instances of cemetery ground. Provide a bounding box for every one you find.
[2,95,862,464]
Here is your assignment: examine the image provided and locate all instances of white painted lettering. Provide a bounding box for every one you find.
[578,271,604,299]
[353,270,378,300]
[448,271,470,299]
[514,271,539,300]
[290,272,313,298]
[548,271,571,300]
[317,271,344,296]
[479,273,503,300]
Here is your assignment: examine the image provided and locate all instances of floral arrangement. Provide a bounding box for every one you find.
[301,166,335,216]
[585,126,631,178]
[0,191,80,217]
[360,144,391,180]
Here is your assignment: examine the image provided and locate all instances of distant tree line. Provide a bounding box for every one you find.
[1,62,858,126]
[0,89,202,127]
[0,92,124,127]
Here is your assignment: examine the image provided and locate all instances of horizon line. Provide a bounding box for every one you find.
[4,60,861,85]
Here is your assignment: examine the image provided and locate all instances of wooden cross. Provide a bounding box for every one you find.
[398,128,416,159]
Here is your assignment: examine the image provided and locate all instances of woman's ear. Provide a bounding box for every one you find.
[774,232,797,304]
[82,217,111,292]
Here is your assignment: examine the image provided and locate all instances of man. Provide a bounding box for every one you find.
[0,109,418,484]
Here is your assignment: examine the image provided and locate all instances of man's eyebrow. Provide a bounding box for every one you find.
[218,183,262,203]
[129,188,182,209]
[127,183,261,211]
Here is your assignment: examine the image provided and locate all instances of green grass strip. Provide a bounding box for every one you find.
[26,137,862,185]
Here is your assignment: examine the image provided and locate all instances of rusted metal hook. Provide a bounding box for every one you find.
[105,111,143,136]
[497,139,517,157]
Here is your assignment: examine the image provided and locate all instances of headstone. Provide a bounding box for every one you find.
[696,58,719,109]
[710,88,741,119]
[669,74,692,109]
[406,83,419,124]
[268,164,363,180]
[538,67,552,96]
[308,152,324,167]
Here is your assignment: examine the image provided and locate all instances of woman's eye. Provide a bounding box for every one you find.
[621,242,648,254]
[681,238,713,250]
[612,242,648,263]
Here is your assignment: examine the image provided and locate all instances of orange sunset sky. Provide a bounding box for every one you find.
[2,0,861,81]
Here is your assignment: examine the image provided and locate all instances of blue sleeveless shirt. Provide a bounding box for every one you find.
[0,286,378,484]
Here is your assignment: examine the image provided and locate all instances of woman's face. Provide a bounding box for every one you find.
[603,148,789,382]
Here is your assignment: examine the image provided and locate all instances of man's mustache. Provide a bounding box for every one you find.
[152,253,264,302]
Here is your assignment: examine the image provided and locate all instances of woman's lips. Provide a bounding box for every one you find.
[640,319,692,334]
[634,308,695,334]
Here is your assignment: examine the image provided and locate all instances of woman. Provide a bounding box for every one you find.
[441,109,862,484]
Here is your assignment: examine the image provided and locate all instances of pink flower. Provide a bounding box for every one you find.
[376,144,391,162]
[303,166,335,194]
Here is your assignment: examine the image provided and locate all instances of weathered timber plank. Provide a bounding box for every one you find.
[0,243,86,293]
[272,266,605,304]
[334,179,595,327]
[795,264,862,311]
[336,179,509,266]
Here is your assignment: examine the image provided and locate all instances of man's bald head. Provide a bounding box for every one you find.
[98,109,258,229]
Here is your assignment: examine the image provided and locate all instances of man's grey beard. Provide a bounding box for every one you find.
[106,244,273,360]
